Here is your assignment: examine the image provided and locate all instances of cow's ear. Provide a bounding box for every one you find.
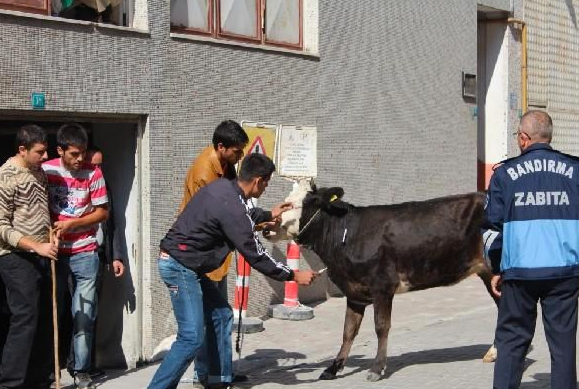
[321,187,348,216]
[322,187,344,202]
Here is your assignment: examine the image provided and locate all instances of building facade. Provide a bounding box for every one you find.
[2,0,574,368]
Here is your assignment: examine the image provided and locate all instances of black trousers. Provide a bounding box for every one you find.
[0,252,52,389]
[493,277,579,389]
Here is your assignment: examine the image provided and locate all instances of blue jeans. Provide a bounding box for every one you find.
[194,276,229,383]
[56,251,99,373]
[148,255,233,389]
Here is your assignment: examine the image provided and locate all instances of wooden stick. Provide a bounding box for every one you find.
[50,229,60,389]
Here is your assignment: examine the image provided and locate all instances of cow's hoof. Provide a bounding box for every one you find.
[482,345,497,363]
[366,371,381,382]
[319,371,337,380]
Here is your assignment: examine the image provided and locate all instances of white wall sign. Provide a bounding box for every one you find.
[278,125,317,178]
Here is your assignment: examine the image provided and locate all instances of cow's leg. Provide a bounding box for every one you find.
[367,293,394,382]
[319,300,366,380]
[476,264,499,363]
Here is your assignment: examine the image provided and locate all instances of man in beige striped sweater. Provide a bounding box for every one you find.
[0,124,58,389]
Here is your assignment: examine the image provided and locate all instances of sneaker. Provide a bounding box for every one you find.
[180,374,206,387]
[74,372,95,389]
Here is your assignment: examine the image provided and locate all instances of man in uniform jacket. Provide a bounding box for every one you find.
[485,110,579,389]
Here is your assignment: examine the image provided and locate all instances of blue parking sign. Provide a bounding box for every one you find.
[31,92,45,110]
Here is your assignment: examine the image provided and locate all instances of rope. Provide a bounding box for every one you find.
[296,209,321,238]
[295,195,339,238]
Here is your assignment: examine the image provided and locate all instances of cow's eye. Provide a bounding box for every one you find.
[303,197,316,205]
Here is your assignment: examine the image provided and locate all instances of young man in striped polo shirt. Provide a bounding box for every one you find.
[43,123,108,389]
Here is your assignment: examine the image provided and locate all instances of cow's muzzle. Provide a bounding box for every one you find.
[262,224,292,242]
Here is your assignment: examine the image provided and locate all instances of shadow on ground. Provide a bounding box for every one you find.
[520,373,550,389]
[519,372,579,389]
[236,344,495,386]
[57,345,568,388]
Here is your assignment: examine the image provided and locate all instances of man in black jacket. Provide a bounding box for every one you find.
[148,154,317,389]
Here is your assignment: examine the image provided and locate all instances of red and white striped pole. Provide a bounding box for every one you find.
[269,240,314,320]
[283,241,301,307]
[233,253,263,333]
[233,254,251,319]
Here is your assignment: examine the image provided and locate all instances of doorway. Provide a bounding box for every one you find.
[0,116,143,368]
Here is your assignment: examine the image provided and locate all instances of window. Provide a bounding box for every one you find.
[171,0,213,35]
[52,0,137,26]
[0,0,49,15]
[0,0,143,28]
[171,0,303,50]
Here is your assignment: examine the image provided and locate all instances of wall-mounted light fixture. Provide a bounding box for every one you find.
[462,72,477,99]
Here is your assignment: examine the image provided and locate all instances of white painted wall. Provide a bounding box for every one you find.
[132,0,149,30]
[92,122,142,368]
[303,0,319,54]
[478,19,511,189]
[481,22,509,165]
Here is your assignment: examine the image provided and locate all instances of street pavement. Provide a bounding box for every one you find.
[62,276,564,388]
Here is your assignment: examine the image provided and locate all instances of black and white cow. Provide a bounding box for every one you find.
[265,180,498,381]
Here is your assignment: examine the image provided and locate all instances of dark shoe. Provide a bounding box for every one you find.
[232,374,248,383]
[88,367,105,379]
[74,372,95,389]
[203,374,246,388]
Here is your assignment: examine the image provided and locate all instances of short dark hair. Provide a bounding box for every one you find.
[239,153,276,181]
[15,124,47,152]
[86,145,102,155]
[57,123,88,151]
[212,120,249,149]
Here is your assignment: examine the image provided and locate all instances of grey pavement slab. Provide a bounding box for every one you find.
[77,276,563,388]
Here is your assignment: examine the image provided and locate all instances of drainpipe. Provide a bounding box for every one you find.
[507,18,527,114]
